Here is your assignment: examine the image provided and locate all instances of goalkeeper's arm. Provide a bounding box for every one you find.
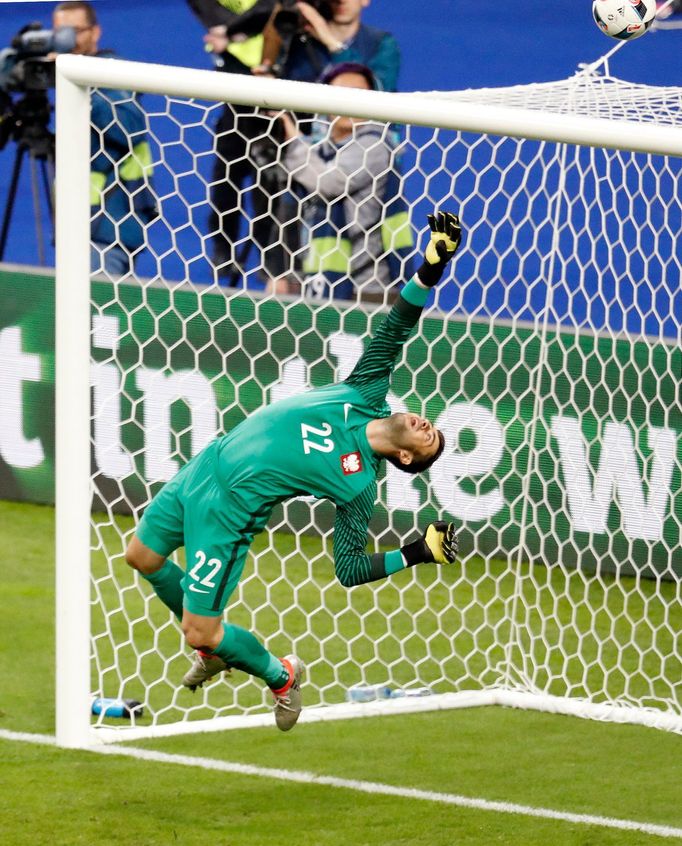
[344,211,462,406]
[332,485,458,588]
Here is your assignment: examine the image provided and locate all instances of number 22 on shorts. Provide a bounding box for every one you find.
[188,550,222,592]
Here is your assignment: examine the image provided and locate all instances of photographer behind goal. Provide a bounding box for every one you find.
[258,0,400,92]
[251,1,403,295]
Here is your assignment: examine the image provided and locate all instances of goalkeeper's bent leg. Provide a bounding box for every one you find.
[125,536,184,619]
[211,623,289,689]
[182,610,289,690]
[141,559,185,619]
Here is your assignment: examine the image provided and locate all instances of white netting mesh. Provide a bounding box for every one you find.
[83,64,681,736]
[425,71,682,125]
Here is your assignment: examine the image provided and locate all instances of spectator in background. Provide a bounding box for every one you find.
[260,0,400,93]
[187,1,287,286]
[53,1,156,276]
[257,0,402,295]
[277,63,414,304]
[188,0,402,291]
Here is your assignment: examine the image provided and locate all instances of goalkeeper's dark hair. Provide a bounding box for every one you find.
[385,430,446,475]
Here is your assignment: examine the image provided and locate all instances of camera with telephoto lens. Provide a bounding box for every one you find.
[267,0,333,79]
[0,23,76,152]
[272,0,333,39]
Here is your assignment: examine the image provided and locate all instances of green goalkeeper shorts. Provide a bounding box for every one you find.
[137,441,252,617]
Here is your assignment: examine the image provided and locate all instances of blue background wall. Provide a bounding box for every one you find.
[0,0,679,333]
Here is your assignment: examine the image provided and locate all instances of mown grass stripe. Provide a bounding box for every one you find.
[2,728,681,840]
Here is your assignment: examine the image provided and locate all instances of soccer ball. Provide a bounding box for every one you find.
[592,0,656,39]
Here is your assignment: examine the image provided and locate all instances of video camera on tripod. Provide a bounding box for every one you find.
[0,23,76,263]
[0,23,76,152]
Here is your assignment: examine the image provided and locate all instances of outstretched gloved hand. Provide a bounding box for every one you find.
[401,520,459,566]
[416,211,463,288]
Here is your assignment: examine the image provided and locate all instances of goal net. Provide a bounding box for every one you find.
[53,54,682,747]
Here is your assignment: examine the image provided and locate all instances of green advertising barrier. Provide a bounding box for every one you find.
[1,266,680,576]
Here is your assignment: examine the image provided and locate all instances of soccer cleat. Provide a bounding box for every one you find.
[270,654,305,732]
[182,650,230,691]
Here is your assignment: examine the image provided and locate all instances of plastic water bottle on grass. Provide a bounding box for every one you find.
[91,697,144,718]
[345,684,393,703]
[390,686,433,699]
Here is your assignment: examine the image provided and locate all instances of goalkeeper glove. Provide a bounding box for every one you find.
[401,521,459,567]
[416,211,463,288]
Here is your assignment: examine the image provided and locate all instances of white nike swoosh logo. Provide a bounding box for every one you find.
[344,403,352,423]
[188,584,210,594]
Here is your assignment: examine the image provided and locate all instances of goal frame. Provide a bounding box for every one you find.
[54,54,682,749]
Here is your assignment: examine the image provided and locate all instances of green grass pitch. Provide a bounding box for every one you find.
[1,499,681,845]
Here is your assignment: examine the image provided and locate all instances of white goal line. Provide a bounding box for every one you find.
[1,727,681,839]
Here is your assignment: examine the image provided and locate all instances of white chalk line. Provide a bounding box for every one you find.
[1,728,681,840]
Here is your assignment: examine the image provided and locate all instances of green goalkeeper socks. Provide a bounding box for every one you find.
[141,559,184,620]
[213,623,289,689]
[142,563,288,688]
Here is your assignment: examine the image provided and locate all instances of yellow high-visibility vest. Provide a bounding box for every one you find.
[216,0,264,68]
[90,140,153,205]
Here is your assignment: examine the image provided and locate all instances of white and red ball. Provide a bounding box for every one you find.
[592,0,656,40]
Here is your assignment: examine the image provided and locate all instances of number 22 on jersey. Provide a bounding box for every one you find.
[301,421,334,454]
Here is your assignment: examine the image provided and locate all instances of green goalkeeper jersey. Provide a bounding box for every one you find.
[214,280,429,585]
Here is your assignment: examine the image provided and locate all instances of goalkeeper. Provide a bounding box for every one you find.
[125,212,462,731]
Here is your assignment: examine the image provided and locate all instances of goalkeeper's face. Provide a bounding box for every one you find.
[388,413,445,472]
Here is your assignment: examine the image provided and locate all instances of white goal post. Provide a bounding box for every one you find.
[54,54,681,748]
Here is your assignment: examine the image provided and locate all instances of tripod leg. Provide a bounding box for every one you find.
[29,153,46,265]
[0,145,26,262]
[40,155,55,229]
